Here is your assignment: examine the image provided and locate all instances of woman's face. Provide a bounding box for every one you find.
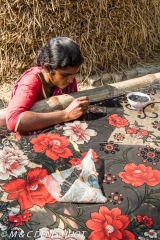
[49,65,80,89]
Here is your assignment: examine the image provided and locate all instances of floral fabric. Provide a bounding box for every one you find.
[0,83,160,239]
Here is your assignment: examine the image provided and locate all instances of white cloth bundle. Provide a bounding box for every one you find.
[41,149,107,203]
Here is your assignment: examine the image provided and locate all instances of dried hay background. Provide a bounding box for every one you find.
[1,0,160,83]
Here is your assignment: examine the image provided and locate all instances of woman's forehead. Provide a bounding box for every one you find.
[57,66,80,75]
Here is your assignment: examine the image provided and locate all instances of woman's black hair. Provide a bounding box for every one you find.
[35,37,84,71]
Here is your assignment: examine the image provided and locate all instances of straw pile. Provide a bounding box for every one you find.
[1,0,160,83]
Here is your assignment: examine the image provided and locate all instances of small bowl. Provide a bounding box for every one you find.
[127,92,151,110]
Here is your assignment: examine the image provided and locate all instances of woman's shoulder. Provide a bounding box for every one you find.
[25,66,42,76]
[19,67,42,85]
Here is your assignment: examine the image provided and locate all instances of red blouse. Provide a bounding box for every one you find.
[6,67,78,132]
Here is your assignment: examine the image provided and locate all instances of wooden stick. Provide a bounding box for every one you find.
[0,73,160,127]
[31,73,160,111]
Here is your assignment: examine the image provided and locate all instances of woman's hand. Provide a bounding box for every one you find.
[64,96,90,121]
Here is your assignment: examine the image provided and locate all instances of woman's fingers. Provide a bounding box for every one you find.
[77,96,89,101]
[81,105,88,110]
[64,96,90,121]
[79,105,88,115]
[77,96,90,107]
[77,96,90,114]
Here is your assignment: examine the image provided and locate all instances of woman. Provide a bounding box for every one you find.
[6,37,89,132]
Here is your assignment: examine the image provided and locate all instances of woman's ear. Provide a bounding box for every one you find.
[42,63,52,72]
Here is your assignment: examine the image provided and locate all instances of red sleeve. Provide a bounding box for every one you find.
[6,74,42,132]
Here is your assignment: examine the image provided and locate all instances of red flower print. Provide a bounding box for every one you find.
[82,149,99,162]
[103,174,117,184]
[107,114,129,128]
[113,133,125,141]
[100,141,119,154]
[126,128,137,134]
[30,133,72,161]
[8,210,32,226]
[9,215,23,226]
[2,167,56,210]
[152,120,160,131]
[136,129,149,136]
[108,192,124,205]
[86,206,135,240]
[137,146,160,165]
[69,158,82,166]
[136,215,153,227]
[118,163,160,187]
[21,210,32,222]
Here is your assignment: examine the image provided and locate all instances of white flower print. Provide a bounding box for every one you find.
[146,136,156,142]
[0,223,7,231]
[0,147,28,180]
[129,124,138,130]
[62,121,97,144]
[144,229,157,239]
[135,134,143,139]
[138,236,149,240]
[7,207,20,216]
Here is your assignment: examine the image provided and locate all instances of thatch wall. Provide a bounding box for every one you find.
[1,0,160,83]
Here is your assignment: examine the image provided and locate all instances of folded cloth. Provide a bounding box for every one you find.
[41,149,107,203]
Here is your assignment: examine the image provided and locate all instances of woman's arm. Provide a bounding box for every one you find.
[6,70,89,132]
[14,96,89,132]
[7,85,89,132]
[6,75,42,132]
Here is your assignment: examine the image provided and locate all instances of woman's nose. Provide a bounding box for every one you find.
[67,75,74,83]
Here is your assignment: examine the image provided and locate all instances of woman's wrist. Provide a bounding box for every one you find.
[61,110,70,122]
